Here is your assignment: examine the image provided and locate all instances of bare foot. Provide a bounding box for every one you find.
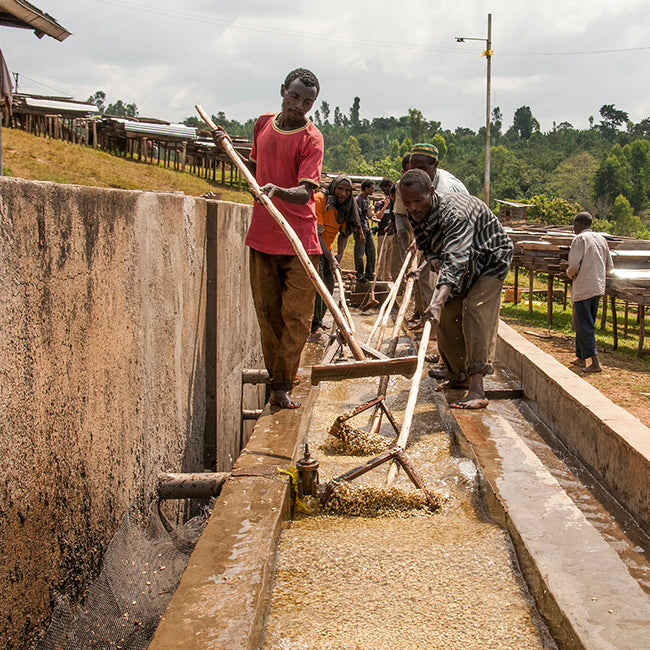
[582,365,602,374]
[425,353,440,364]
[450,397,489,409]
[269,390,301,409]
[434,379,469,391]
[570,358,586,367]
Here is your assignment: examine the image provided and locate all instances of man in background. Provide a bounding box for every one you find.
[566,211,613,373]
[354,180,376,284]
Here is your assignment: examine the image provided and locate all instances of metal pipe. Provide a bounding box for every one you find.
[242,408,263,420]
[242,369,270,385]
[157,472,230,500]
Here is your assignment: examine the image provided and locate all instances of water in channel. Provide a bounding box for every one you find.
[261,314,556,649]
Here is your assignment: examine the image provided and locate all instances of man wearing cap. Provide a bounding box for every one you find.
[406,143,469,327]
[400,168,513,410]
[409,143,469,194]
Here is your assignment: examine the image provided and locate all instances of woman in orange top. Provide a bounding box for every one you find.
[311,175,360,333]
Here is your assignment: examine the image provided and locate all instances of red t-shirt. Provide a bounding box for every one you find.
[245,113,324,255]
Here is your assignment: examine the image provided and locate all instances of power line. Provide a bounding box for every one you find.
[13,73,81,99]
[92,0,465,53]
[93,0,650,58]
[499,45,650,56]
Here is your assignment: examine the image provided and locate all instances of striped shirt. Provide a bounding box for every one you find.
[411,193,514,296]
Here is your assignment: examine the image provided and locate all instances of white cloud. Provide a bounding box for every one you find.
[1,0,650,132]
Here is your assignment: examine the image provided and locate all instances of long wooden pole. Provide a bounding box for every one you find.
[196,104,364,360]
[373,254,419,351]
[366,250,413,347]
[367,262,420,435]
[385,319,432,486]
[334,267,355,335]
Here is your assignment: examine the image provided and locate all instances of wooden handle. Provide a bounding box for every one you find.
[385,319,432,486]
[335,267,355,335]
[366,250,413,347]
[196,104,364,360]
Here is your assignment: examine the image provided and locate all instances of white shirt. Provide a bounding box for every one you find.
[568,229,613,302]
[434,168,469,195]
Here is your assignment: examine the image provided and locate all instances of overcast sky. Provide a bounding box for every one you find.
[1,0,650,134]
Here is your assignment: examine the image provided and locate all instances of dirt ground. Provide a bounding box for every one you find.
[501,318,650,427]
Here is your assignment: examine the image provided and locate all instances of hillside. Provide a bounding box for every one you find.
[1,128,254,204]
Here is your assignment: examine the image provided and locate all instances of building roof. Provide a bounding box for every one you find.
[496,200,535,208]
[0,0,71,41]
[13,93,99,115]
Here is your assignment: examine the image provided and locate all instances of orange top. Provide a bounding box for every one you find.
[314,191,341,251]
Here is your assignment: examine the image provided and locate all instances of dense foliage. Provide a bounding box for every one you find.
[179,98,650,238]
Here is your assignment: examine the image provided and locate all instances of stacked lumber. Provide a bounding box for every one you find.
[608,270,650,305]
[512,240,569,276]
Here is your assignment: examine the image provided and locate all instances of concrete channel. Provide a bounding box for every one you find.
[150,314,650,649]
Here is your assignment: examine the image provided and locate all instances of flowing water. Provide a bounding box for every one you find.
[261,319,556,649]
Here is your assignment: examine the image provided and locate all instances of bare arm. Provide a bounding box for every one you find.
[318,234,339,272]
[336,233,350,261]
[423,284,452,333]
[260,181,314,205]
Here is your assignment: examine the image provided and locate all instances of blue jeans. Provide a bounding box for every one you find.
[353,229,376,282]
[574,295,600,359]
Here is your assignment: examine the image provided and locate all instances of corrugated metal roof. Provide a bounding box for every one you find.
[497,200,534,208]
[22,96,99,114]
[0,0,71,41]
[109,118,198,141]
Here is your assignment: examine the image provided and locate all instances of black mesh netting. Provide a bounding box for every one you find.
[34,502,210,649]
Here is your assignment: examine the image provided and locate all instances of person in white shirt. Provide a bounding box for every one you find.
[566,211,614,373]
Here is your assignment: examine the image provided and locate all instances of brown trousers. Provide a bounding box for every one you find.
[438,275,503,380]
[249,249,317,391]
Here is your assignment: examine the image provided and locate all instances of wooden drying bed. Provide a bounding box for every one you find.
[506,228,650,356]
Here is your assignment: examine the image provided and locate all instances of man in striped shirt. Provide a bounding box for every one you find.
[400,169,513,409]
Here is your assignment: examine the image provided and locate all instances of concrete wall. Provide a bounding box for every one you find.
[497,321,650,536]
[0,178,263,647]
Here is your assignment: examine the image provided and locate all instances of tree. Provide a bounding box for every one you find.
[407,108,426,142]
[549,152,598,209]
[527,195,581,226]
[491,106,502,140]
[105,99,138,118]
[319,100,331,125]
[349,97,361,129]
[593,149,628,211]
[432,133,447,160]
[333,106,348,127]
[512,106,539,140]
[611,194,642,236]
[87,90,106,114]
[597,104,628,139]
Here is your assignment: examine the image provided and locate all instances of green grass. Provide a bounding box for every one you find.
[1,127,254,203]
[500,296,650,368]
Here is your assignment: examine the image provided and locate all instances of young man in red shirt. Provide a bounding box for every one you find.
[214,68,324,408]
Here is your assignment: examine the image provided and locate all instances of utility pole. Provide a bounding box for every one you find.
[456,13,493,206]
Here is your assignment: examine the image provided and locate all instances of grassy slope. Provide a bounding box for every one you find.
[1,127,254,204]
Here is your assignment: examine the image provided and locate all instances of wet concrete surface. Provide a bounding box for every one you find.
[261,320,555,649]
[152,307,650,649]
[450,370,650,649]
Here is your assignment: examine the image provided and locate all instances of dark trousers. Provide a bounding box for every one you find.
[249,249,318,391]
[353,229,376,282]
[312,255,335,330]
[438,275,503,380]
[574,295,600,359]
